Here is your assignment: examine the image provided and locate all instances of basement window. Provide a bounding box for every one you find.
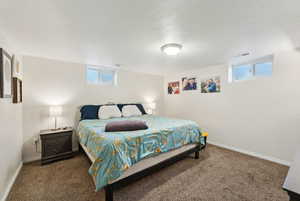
[86,65,117,86]
[230,56,273,82]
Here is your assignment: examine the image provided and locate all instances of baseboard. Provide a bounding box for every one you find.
[23,155,41,164]
[23,148,78,163]
[207,140,291,167]
[0,162,23,201]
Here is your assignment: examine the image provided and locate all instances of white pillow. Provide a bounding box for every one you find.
[122,105,142,117]
[98,105,122,119]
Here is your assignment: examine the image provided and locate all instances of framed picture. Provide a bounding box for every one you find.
[168,81,180,94]
[0,48,13,98]
[182,77,197,91]
[12,55,21,78]
[201,76,221,93]
[12,77,22,103]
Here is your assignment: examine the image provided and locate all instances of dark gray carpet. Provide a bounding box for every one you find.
[7,145,290,201]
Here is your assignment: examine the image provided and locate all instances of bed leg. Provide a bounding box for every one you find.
[78,143,84,153]
[195,151,200,159]
[105,185,113,201]
[78,145,82,153]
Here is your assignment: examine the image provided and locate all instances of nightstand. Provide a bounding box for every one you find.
[40,128,74,165]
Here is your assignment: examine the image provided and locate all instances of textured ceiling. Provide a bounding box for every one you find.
[0,0,300,75]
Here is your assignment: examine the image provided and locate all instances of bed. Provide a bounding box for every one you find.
[77,109,206,201]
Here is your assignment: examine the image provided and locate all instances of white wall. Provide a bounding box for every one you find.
[22,56,164,162]
[0,35,23,201]
[164,50,300,165]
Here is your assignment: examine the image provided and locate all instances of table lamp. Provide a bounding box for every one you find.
[147,102,156,114]
[49,106,62,130]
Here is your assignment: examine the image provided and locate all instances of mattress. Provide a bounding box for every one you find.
[77,115,205,190]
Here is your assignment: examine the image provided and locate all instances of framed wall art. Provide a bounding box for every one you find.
[182,77,197,91]
[201,76,221,93]
[12,77,22,103]
[0,48,13,98]
[168,81,180,94]
[12,55,22,78]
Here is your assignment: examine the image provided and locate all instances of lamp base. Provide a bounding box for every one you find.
[52,117,59,131]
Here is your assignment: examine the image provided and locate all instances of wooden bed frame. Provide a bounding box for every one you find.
[79,137,207,201]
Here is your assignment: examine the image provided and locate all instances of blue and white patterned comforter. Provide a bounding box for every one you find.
[77,115,205,190]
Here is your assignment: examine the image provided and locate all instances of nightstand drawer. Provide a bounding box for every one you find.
[40,129,73,165]
[42,135,72,158]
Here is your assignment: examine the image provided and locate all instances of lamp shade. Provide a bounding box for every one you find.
[49,106,62,117]
[148,102,156,110]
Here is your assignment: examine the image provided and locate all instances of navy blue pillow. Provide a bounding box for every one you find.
[80,105,101,120]
[117,104,147,115]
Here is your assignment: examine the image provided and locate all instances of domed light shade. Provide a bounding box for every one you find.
[161,43,182,56]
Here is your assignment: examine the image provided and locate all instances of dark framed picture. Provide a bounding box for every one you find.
[12,77,22,103]
[0,48,13,98]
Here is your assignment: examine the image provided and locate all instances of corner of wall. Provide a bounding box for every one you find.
[0,162,23,201]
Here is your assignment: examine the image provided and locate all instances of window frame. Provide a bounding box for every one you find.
[230,55,273,82]
[86,65,118,86]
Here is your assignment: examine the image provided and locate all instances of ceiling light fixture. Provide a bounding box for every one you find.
[161,43,183,56]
